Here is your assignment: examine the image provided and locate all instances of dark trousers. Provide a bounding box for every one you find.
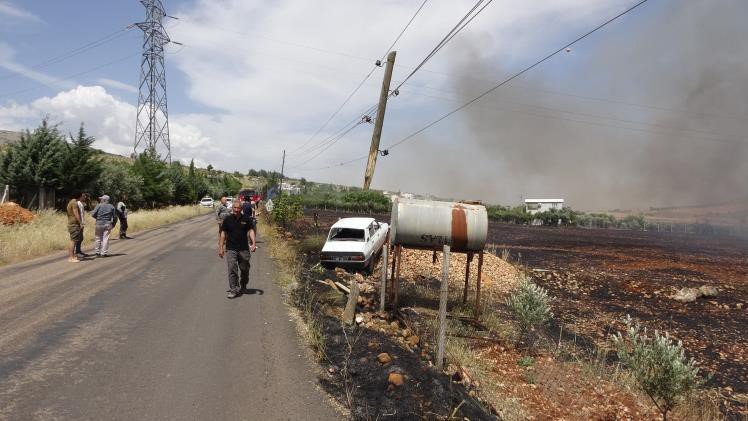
[75,226,84,254]
[226,249,250,292]
[119,217,128,238]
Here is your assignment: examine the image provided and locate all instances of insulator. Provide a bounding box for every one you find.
[375,60,382,67]
[392,89,399,96]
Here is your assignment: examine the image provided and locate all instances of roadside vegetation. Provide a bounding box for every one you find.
[0,118,242,211]
[0,205,211,266]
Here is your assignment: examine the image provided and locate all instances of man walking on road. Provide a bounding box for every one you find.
[116,195,129,239]
[75,193,89,258]
[91,195,117,257]
[66,192,84,263]
[218,202,257,298]
[215,196,230,235]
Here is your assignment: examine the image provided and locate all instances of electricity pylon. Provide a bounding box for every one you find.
[133,0,178,162]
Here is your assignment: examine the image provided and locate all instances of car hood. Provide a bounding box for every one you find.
[322,241,366,253]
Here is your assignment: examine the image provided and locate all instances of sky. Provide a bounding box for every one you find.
[0,0,746,210]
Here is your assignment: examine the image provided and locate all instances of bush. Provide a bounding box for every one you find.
[505,277,552,349]
[612,315,703,420]
[271,193,303,227]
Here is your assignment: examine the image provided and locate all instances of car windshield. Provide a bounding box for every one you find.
[328,228,365,242]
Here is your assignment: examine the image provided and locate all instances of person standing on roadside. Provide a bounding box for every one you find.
[215,196,230,236]
[116,195,129,239]
[75,193,89,258]
[91,195,117,257]
[66,192,84,263]
[218,201,257,298]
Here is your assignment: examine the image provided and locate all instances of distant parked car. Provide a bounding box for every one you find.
[320,217,389,273]
[200,197,214,208]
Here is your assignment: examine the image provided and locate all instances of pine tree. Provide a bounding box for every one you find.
[130,151,174,207]
[59,123,102,197]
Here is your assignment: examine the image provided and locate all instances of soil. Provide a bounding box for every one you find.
[286,210,747,418]
[486,224,747,394]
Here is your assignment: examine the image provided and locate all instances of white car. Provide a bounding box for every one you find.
[320,217,389,273]
[199,197,214,207]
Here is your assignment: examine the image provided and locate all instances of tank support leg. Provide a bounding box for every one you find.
[463,253,473,304]
[474,251,484,320]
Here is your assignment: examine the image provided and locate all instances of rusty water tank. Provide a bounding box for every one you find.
[390,198,487,252]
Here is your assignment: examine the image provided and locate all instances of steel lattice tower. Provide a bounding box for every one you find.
[134,0,172,162]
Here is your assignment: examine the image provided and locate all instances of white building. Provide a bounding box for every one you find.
[280,182,301,195]
[524,199,564,214]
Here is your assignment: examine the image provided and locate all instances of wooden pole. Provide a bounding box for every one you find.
[474,251,484,320]
[437,244,450,370]
[379,245,388,312]
[363,51,396,190]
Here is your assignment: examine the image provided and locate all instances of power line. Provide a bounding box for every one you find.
[288,0,430,157]
[386,0,651,151]
[390,0,494,95]
[0,26,136,82]
[0,53,140,99]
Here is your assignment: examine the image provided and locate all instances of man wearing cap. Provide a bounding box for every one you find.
[218,201,257,298]
[91,195,117,257]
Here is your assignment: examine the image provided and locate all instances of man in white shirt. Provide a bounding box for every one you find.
[116,196,129,239]
[75,193,88,258]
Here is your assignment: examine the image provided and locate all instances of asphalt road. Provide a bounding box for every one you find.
[0,215,340,420]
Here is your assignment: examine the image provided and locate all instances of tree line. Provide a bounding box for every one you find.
[0,119,242,210]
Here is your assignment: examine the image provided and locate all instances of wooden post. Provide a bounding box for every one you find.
[379,245,388,312]
[436,244,450,370]
[363,51,396,190]
[463,253,473,304]
[474,251,484,320]
[342,281,360,325]
[432,250,438,264]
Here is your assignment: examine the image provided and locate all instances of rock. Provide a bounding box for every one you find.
[355,314,364,324]
[377,352,392,364]
[672,287,701,303]
[405,335,420,347]
[387,372,404,386]
[390,321,399,329]
[699,285,718,298]
[737,303,744,310]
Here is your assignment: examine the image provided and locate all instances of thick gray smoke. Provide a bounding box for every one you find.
[445,0,748,210]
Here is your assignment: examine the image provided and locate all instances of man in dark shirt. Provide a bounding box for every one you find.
[219,202,257,298]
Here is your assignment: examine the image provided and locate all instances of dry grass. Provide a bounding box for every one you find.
[0,205,211,266]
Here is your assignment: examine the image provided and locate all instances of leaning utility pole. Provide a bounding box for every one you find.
[133,0,177,162]
[363,51,396,190]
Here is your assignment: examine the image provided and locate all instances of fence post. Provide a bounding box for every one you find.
[436,244,450,371]
[379,245,388,313]
[0,185,8,204]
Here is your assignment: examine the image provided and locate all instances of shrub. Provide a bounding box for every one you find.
[612,315,703,421]
[271,193,303,227]
[505,277,552,349]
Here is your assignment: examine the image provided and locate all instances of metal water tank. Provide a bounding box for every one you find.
[390,198,487,252]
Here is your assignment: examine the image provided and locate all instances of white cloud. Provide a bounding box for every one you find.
[0,1,41,22]
[97,78,138,94]
[0,85,220,165]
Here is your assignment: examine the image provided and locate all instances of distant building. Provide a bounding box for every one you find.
[524,199,564,214]
[280,182,301,195]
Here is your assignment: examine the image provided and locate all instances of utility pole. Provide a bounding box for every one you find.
[133,0,179,162]
[279,149,286,195]
[363,51,396,190]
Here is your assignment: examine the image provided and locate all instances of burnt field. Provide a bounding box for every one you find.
[490,224,747,393]
[302,209,747,395]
